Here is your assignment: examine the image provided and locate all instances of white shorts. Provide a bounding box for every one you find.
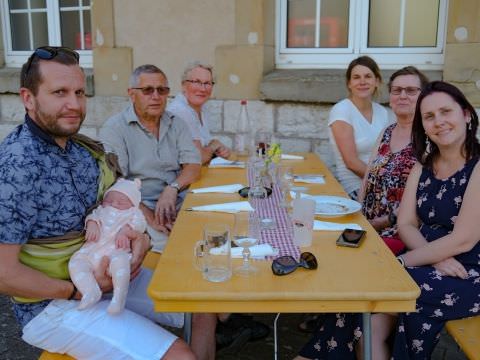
[22,268,184,359]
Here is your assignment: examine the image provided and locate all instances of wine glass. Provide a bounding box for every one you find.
[277,165,293,209]
[233,212,261,276]
[254,131,272,157]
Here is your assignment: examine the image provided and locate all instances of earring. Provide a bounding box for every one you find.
[425,135,431,154]
[468,121,472,131]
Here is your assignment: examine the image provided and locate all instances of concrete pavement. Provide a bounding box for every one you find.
[0,295,468,359]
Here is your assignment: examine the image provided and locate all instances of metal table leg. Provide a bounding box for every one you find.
[183,313,192,344]
[363,312,372,360]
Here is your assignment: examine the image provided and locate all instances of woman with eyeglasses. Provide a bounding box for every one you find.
[328,56,389,200]
[359,66,429,256]
[168,61,231,164]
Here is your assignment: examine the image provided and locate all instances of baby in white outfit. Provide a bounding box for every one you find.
[69,178,146,314]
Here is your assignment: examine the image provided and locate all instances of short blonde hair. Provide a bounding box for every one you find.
[181,61,213,83]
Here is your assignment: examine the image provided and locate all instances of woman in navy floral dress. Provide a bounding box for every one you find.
[296,81,480,360]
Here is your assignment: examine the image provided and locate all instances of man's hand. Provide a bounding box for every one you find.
[130,231,151,278]
[140,204,171,234]
[154,187,177,226]
[85,220,100,242]
[433,257,468,278]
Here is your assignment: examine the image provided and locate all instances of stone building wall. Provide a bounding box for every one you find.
[0,95,335,169]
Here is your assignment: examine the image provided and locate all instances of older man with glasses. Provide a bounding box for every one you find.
[100,64,202,254]
[0,48,215,359]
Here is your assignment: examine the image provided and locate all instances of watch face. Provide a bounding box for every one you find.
[170,182,180,190]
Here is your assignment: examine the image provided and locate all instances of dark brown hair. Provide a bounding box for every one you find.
[387,66,429,92]
[346,56,382,92]
[21,49,79,95]
[412,81,480,168]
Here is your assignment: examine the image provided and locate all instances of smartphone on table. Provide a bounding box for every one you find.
[336,228,366,248]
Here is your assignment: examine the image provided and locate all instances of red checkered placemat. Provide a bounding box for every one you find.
[248,164,300,259]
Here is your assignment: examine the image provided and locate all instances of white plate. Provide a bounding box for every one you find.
[302,195,362,217]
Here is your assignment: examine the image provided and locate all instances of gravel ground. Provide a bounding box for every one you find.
[1,294,467,360]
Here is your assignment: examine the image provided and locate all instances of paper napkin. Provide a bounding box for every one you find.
[281,154,305,160]
[185,201,254,213]
[294,174,325,184]
[210,243,279,259]
[313,220,362,231]
[209,157,245,168]
[191,184,244,194]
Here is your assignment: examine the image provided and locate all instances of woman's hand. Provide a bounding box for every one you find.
[433,257,468,279]
[369,215,390,231]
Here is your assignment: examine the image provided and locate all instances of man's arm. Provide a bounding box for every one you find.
[154,163,201,225]
[0,244,78,300]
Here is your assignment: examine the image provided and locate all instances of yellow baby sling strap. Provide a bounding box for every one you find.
[14,134,120,303]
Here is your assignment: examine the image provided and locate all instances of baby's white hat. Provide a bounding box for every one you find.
[105,178,142,207]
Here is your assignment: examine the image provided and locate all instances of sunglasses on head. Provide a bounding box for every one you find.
[24,46,80,81]
[131,86,170,96]
[271,252,318,276]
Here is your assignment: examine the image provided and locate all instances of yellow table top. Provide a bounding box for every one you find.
[148,153,420,313]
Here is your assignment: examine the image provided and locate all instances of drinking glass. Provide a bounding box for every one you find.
[277,165,293,208]
[233,212,261,276]
[194,223,232,282]
[254,131,272,157]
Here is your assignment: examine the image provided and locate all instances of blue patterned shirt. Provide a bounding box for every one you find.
[0,115,99,327]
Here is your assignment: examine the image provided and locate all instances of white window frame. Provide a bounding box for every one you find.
[276,0,448,70]
[0,0,92,68]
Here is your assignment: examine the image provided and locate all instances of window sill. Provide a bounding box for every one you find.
[260,69,442,104]
[0,67,94,96]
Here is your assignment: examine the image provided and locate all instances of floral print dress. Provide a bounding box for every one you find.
[299,157,480,360]
[362,123,416,254]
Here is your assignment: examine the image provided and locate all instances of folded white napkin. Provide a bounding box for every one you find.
[210,243,279,259]
[294,175,325,184]
[185,201,254,213]
[313,220,362,231]
[191,184,244,194]
[231,243,279,259]
[209,157,245,168]
[281,154,305,160]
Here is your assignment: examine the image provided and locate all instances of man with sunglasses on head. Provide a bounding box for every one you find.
[0,47,215,359]
[100,64,201,254]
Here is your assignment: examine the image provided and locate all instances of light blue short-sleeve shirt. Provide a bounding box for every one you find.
[99,104,200,205]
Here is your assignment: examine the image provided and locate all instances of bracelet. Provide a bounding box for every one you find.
[68,282,78,300]
[396,255,405,267]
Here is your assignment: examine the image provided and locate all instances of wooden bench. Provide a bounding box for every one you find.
[39,251,161,360]
[445,316,480,360]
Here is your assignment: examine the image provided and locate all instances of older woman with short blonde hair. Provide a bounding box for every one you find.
[168,61,230,164]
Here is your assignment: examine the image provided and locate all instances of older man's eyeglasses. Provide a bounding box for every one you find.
[390,86,421,96]
[185,79,215,88]
[24,46,79,81]
[132,86,170,96]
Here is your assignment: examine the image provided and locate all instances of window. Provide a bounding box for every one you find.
[1,0,92,68]
[276,0,448,69]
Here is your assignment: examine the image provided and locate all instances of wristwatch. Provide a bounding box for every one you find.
[168,181,181,192]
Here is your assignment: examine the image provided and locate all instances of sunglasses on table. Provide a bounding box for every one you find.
[131,86,171,96]
[24,46,79,80]
[271,252,318,276]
